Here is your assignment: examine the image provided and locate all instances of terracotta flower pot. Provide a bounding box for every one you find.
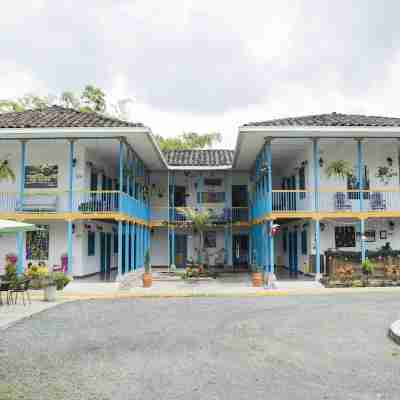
[252,272,263,287]
[142,272,153,288]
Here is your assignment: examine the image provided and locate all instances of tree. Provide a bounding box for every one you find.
[156,132,222,151]
[177,207,212,268]
[0,85,108,115]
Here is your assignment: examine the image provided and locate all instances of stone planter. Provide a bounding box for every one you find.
[43,285,57,302]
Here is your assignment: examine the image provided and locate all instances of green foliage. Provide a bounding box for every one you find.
[155,132,222,151]
[0,159,15,182]
[144,250,151,273]
[325,160,354,180]
[362,259,375,275]
[80,85,106,113]
[52,272,72,290]
[4,263,17,282]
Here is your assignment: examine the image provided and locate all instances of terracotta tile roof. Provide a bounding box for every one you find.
[0,105,143,128]
[164,149,234,166]
[243,112,400,127]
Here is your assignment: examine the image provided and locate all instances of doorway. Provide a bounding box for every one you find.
[175,234,187,267]
[288,230,299,277]
[100,232,113,280]
[232,185,248,222]
[232,234,249,268]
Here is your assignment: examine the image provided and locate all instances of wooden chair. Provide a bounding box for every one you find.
[0,281,12,305]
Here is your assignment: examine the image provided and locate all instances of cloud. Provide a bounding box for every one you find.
[1,0,400,146]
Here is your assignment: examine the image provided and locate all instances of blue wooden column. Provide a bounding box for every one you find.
[313,138,321,279]
[167,170,170,267]
[357,139,366,263]
[224,171,232,266]
[262,144,269,273]
[266,140,275,276]
[117,139,124,276]
[66,139,75,275]
[135,224,140,269]
[131,223,136,270]
[17,140,27,276]
[170,172,176,268]
[125,222,130,273]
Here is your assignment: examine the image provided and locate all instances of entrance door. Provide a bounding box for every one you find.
[232,185,249,222]
[288,231,298,277]
[106,233,112,276]
[232,234,249,268]
[100,232,106,274]
[175,234,187,267]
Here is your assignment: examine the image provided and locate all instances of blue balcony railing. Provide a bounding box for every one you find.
[0,190,149,221]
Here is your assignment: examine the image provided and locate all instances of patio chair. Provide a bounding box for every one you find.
[334,192,352,211]
[370,192,386,211]
[9,279,31,305]
[0,281,12,305]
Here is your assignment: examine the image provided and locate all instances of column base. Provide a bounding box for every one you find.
[265,272,277,289]
[169,264,176,272]
[314,272,323,282]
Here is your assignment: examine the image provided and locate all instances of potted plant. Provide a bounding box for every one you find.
[251,264,264,287]
[361,258,375,286]
[325,160,354,180]
[142,250,152,288]
[0,158,15,182]
[376,166,397,185]
[42,273,57,301]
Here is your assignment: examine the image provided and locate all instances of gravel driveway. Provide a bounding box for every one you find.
[1,293,399,400]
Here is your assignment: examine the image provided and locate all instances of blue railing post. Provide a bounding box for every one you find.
[66,139,75,276]
[313,138,321,280]
[17,140,27,276]
[118,139,124,276]
[357,139,366,263]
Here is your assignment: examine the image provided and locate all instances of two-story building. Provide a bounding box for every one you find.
[1,107,400,283]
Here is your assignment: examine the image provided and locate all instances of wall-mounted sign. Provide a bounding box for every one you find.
[25,164,58,188]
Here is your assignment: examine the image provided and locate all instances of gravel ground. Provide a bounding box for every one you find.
[0,293,400,400]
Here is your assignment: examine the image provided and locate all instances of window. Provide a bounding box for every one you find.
[197,192,226,203]
[301,230,307,255]
[90,171,98,191]
[204,231,217,248]
[335,226,355,248]
[88,231,96,256]
[26,225,49,260]
[114,232,118,254]
[347,166,370,200]
[204,178,222,186]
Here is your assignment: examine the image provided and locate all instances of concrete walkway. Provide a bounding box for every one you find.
[0,298,63,330]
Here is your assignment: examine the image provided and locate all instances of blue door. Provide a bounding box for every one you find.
[175,234,187,267]
[289,231,299,277]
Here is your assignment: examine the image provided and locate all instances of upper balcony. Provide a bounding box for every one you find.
[0,191,149,222]
[252,189,400,220]
[150,206,250,227]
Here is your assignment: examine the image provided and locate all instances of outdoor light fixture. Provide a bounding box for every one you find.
[319,157,324,168]
[72,158,77,168]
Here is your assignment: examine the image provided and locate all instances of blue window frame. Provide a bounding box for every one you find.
[301,229,307,255]
[88,231,96,256]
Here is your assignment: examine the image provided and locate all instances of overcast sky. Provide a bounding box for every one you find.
[1,1,400,148]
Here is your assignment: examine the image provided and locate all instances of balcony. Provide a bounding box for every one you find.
[0,191,149,221]
[252,190,400,219]
[150,206,249,226]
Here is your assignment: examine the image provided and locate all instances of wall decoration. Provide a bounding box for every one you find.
[365,230,376,242]
[204,231,216,248]
[380,230,387,240]
[0,157,15,182]
[25,164,58,188]
[26,225,49,261]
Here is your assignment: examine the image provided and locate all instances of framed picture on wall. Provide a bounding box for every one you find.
[365,230,376,242]
[204,231,216,248]
[25,164,58,188]
[380,230,387,240]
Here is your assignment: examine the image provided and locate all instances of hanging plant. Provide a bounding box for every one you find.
[0,158,16,182]
[325,160,353,180]
[376,166,397,185]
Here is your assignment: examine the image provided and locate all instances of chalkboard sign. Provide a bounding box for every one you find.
[25,165,58,188]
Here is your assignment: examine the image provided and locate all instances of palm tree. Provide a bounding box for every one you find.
[0,159,15,182]
[176,207,212,268]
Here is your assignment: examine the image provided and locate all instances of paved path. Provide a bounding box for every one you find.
[1,293,400,399]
